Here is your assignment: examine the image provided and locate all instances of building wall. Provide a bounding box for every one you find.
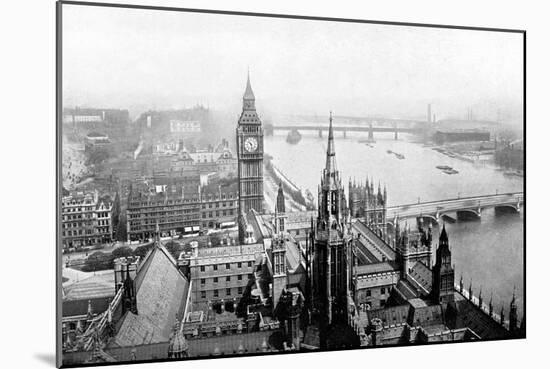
[355,271,400,309]
[188,244,265,304]
[190,256,256,303]
[126,195,201,241]
[61,191,114,249]
[199,192,238,229]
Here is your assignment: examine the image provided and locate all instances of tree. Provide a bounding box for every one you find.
[112,246,133,259]
[133,244,152,259]
[82,251,115,272]
[164,241,182,259]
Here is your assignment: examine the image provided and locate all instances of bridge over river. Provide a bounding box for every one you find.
[272,123,425,140]
[386,192,524,224]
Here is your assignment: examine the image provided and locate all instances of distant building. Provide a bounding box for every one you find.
[199,180,239,229]
[170,120,201,134]
[136,105,209,138]
[126,181,201,241]
[61,190,116,249]
[152,139,238,179]
[349,178,387,235]
[63,107,130,126]
[126,177,240,241]
[433,129,491,144]
[84,131,111,152]
[495,139,524,170]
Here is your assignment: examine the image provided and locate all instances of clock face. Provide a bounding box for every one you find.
[244,137,258,152]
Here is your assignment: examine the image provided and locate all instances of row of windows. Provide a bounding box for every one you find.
[63,229,95,236]
[202,193,236,201]
[202,209,235,218]
[199,261,253,272]
[129,198,199,207]
[200,287,243,299]
[200,274,253,284]
[62,205,95,212]
[201,201,237,209]
[365,287,387,297]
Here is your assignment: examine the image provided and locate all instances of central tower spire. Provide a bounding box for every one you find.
[325,111,336,175]
[310,111,353,344]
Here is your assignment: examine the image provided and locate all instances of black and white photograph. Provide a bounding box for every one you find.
[55,1,525,367]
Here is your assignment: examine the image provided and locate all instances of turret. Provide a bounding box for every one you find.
[275,181,286,233]
[122,265,138,315]
[401,226,410,279]
[478,287,483,308]
[168,318,188,359]
[86,300,94,320]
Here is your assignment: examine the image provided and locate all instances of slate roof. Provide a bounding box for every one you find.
[396,279,420,300]
[112,245,190,347]
[355,261,398,276]
[63,274,115,301]
[367,305,410,326]
[449,292,510,339]
[409,261,433,292]
[408,298,444,327]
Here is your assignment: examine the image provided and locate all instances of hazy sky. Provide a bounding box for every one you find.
[63,4,523,123]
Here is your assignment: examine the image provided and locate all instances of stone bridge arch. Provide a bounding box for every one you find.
[456,208,482,221]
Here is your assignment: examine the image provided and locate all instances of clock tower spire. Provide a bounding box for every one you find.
[236,72,264,229]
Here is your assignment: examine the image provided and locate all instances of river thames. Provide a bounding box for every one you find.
[265,132,524,316]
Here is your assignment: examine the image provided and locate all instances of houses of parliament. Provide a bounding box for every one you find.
[61,74,524,365]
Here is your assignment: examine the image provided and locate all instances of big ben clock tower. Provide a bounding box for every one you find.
[236,72,264,217]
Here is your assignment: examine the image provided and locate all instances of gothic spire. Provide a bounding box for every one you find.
[325,111,337,174]
[276,181,285,214]
[439,222,448,243]
[243,69,255,101]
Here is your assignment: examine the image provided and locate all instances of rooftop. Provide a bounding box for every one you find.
[355,261,398,276]
[63,273,115,301]
[112,246,190,347]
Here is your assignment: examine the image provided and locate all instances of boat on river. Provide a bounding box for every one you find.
[443,169,459,175]
[436,165,453,170]
[286,129,302,144]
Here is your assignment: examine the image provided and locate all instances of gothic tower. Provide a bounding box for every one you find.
[310,113,353,340]
[275,181,287,232]
[236,72,264,219]
[272,185,288,311]
[432,224,455,305]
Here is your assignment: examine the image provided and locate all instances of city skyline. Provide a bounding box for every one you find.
[58,3,525,367]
